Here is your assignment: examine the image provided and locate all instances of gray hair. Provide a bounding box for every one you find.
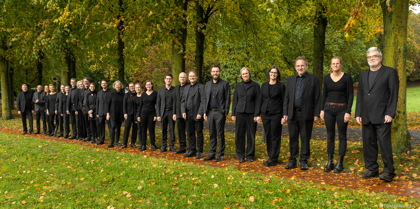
[295,56,308,66]
[366,47,383,57]
[113,80,124,90]
[239,67,252,79]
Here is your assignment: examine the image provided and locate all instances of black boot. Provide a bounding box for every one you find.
[324,154,334,172]
[334,155,344,173]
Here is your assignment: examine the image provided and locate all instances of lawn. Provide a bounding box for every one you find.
[1,132,419,208]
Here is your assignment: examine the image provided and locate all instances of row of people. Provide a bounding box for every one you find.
[17,47,398,182]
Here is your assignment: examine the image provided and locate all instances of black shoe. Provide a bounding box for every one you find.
[64,135,69,138]
[300,162,309,170]
[22,131,27,135]
[34,131,40,134]
[248,158,254,162]
[90,140,96,144]
[263,161,277,167]
[379,173,395,182]
[285,162,297,169]
[160,148,167,153]
[130,144,137,148]
[97,142,104,145]
[215,156,224,162]
[334,155,344,173]
[169,147,176,152]
[115,142,123,146]
[196,152,203,159]
[29,131,35,134]
[238,158,245,163]
[69,136,76,139]
[139,145,146,151]
[176,149,186,154]
[151,145,158,151]
[324,154,334,172]
[362,171,379,179]
[57,134,63,137]
[183,152,196,157]
[122,145,127,149]
[107,144,114,148]
[204,154,216,161]
[83,138,90,142]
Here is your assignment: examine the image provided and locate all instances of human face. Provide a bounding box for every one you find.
[367,51,382,68]
[89,84,96,91]
[22,85,28,92]
[188,72,197,84]
[115,83,122,91]
[269,68,278,81]
[78,82,84,89]
[36,85,43,92]
[70,79,76,88]
[135,84,142,94]
[179,73,187,85]
[211,67,220,81]
[101,81,108,90]
[295,59,308,76]
[164,76,173,86]
[49,85,55,92]
[83,79,90,87]
[65,86,69,93]
[331,58,341,73]
[60,85,65,93]
[241,69,250,82]
[128,83,135,92]
[145,82,153,91]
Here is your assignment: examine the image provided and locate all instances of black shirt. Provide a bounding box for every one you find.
[23,91,32,110]
[209,80,220,109]
[294,74,306,108]
[186,83,196,110]
[165,87,174,110]
[140,91,157,115]
[46,93,57,113]
[321,73,354,113]
[368,70,379,89]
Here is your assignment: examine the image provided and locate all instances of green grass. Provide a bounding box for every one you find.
[0,132,419,208]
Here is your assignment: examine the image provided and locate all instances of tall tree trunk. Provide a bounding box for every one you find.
[65,50,76,83]
[381,0,411,153]
[195,2,205,83]
[313,3,327,85]
[171,0,188,85]
[9,66,14,109]
[117,0,125,83]
[37,51,44,85]
[1,56,13,120]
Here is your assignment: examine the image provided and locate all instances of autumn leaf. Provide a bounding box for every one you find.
[249,196,255,202]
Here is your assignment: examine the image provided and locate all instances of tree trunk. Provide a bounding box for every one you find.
[65,50,76,83]
[1,56,13,120]
[9,66,14,109]
[117,0,125,83]
[195,2,205,83]
[313,3,327,86]
[171,0,188,86]
[37,51,44,85]
[381,0,411,153]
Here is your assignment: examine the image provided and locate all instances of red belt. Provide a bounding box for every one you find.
[326,102,345,106]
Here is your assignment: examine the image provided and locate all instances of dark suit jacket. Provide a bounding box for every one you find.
[156,86,175,117]
[181,83,205,121]
[56,92,68,114]
[260,82,286,115]
[32,91,46,111]
[67,87,78,112]
[17,91,33,113]
[123,92,136,116]
[96,88,111,117]
[232,80,261,117]
[173,84,189,119]
[80,88,89,114]
[283,73,321,120]
[356,65,399,125]
[84,91,97,115]
[204,79,230,115]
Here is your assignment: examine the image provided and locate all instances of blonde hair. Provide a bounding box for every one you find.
[113,80,124,90]
[329,56,343,73]
[239,67,251,79]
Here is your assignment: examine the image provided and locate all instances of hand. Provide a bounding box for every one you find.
[75,111,78,115]
[384,115,393,123]
[203,114,207,121]
[124,114,128,120]
[96,115,99,118]
[88,110,93,114]
[18,111,21,115]
[46,110,49,115]
[55,110,58,115]
[157,117,161,122]
[254,116,261,123]
[32,110,35,114]
[35,99,39,103]
[196,114,202,120]
[137,117,141,122]
[89,113,93,118]
[344,113,351,123]
[314,116,319,121]
[182,113,186,120]
[356,117,362,125]
[153,117,157,121]
[66,110,70,115]
[231,116,236,121]
[320,110,325,120]
[61,114,64,117]
[283,115,288,121]
[172,114,177,121]
[281,118,287,125]
[106,113,110,121]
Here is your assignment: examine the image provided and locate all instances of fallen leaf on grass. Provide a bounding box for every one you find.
[249,196,255,202]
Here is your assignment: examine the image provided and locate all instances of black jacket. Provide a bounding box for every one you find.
[67,87,78,112]
[17,91,33,113]
[84,90,97,115]
[204,79,230,115]
[56,92,68,114]
[123,91,137,116]
[107,90,125,123]
[173,84,189,119]
[260,82,286,115]
[156,86,175,117]
[181,83,205,121]
[96,88,111,117]
[232,80,261,117]
[32,91,46,111]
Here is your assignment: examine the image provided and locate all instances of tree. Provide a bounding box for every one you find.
[171,0,189,85]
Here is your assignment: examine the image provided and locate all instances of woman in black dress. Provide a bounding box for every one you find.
[44,85,50,136]
[46,84,58,136]
[320,56,353,173]
[137,80,158,151]
[260,66,286,167]
[55,84,68,138]
[85,83,98,144]
[106,81,125,148]
[134,83,143,150]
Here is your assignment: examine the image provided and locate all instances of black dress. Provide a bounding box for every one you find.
[107,90,125,146]
[137,91,157,148]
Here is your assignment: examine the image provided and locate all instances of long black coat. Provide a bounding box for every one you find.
[107,91,125,123]
[232,80,261,117]
[181,83,205,121]
[260,82,286,115]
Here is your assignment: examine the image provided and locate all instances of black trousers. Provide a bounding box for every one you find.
[235,112,256,159]
[57,112,69,136]
[69,109,77,137]
[76,110,85,139]
[109,119,122,145]
[176,117,187,151]
[324,103,348,156]
[35,110,47,133]
[141,110,156,146]
[83,113,92,139]
[89,117,98,140]
[186,110,204,153]
[161,110,175,148]
[288,111,314,163]
[362,122,395,174]
[136,121,142,145]
[97,115,108,143]
[262,113,282,163]
[48,113,58,134]
[123,114,137,145]
[207,110,226,156]
[21,109,34,132]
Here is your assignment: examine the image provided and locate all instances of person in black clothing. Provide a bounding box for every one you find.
[96,80,111,145]
[260,66,286,167]
[57,85,70,138]
[157,74,176,152]
[134,83,143,149]
[76,80,86,140]
[232,67,261,163]
[55,85,67,137]
[66,78,78,139]
[17,84,34,134]
[33,85,47,134]
[107,81,125,147]
[172,72,189,154]
[85,83,98,144]
[81,77,92,141]
[44,85,50,135]
[137,80,158,151]
[122,82,138,148]
[320,57,354,173]
[46,84,58,136]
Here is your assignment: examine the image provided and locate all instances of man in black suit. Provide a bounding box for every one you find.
[282,56,320,170]
[356,47,399,182]
[181,70,206,159]
[122,82,137,148]
[66,78,78,139]
[203,65,230,162]
[157,74,176,152]
[17,84,35,134]
[172,72,189,154]
[96,80,111,145]
[33,85,47,134]
[81,77,92,141]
